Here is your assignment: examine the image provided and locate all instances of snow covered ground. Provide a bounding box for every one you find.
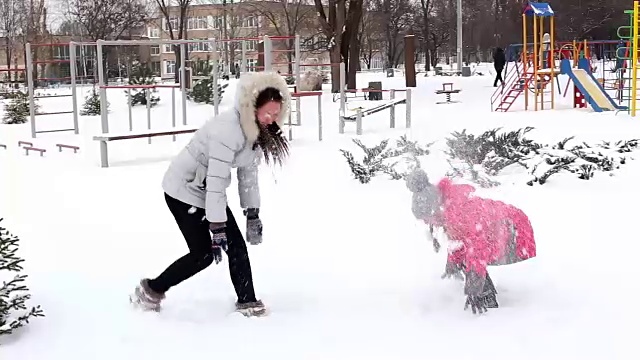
[1,64,639,359]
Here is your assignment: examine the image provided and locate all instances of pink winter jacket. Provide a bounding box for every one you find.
[427,178,536,277]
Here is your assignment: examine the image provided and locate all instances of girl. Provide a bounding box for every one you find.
[130,72,291,317]
[406,168,536,314]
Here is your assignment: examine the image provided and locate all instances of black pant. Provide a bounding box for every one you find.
[147,193,257,303]
[494,68,504,86]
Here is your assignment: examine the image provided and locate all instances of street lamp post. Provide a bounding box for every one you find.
[457,0,463,72]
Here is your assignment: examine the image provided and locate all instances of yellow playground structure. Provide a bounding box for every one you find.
[491,2,557,112]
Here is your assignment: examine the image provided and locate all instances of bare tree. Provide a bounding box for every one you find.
[155,0,192,82]
[247,0,317,74]
[69,0,153,40]
[359,1,385,69]
[371,0,413,69]
[314,0,363,90]
[314,0,346,92]
[0,0,27,82]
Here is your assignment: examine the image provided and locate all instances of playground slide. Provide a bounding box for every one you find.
[560,59,627,112]
[571,69,617,111]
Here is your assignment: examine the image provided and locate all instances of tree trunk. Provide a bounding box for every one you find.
[329,45,342,93]
[348,36,360,88]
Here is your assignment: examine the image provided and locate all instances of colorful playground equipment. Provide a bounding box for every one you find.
[492,2,628,113]
[616,2,639,116]
[491,2,556,112]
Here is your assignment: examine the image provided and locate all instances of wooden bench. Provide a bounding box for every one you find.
[0,144,6,150]
[24,147,46,156]
[435,83,461,104]
[93,127,199,168]
[18,140,33,148]
[56,144,80,153]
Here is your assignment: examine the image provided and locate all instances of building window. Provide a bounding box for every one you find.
[164,60,176,75]
[241,16,257,28]
[302,34,328,51]
[244,40,258,51]
[151,61,161,76]
[188,40,212,53]
[150,45,160,56]
[163,16,179,31]
[163,44,173,53]
[187,16,208,30]
[212,16,223,29]
[52,45,70,59]
[148,27,160,38]
[246,59,258,72]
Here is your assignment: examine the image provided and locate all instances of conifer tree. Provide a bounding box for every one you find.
[0,219,44,338]
[127,62,160,107]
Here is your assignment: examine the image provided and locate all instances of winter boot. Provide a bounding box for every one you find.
[235,299,267,317]
[479,274,499,309]
[130,279,165,312]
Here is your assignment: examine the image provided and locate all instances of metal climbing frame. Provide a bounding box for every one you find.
[26,42,88,138]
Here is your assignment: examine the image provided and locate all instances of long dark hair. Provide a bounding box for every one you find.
[254,87,289,166]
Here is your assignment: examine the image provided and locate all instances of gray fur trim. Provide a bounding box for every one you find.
[234,72,291,144]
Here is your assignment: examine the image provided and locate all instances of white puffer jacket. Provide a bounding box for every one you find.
[161,72,291,222]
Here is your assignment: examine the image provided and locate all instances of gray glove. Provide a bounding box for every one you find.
[244,208,263,245]
[209,222,228,264]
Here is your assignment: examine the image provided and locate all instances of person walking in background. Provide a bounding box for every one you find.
[493,47,506,87]
[129,72,291,317]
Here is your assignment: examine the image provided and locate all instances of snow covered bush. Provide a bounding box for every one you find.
[444,128,640,186]
[341,129,640,186]
[340,136,433,184]
[127,63,159,107]
[187,60,228,105]
[80,87,108,116]
[0,219,44,340]
[298,70,323,91]
[2,90,38,124]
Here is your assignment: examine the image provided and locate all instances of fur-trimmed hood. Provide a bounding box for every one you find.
[234,71,291,144]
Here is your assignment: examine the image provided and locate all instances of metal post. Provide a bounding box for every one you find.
[26,43,36,138]
[264,35,272,71]
[456,0,463,72]
[296,95,301,126]
[356,109,363,135]
[317,94,322,141]
[127,89,133,131]
[288,98,293,141]
[171,87,176,141]
[406,88,412,128]
[295,35,301,89]
[180,43,187,126]
[96,40,109,167]
[339,62,346,133]
[69,42,79,134]
[241,40,247,73]
[212,40,220,116]
[146,87,152,144]
[390,89,396,128]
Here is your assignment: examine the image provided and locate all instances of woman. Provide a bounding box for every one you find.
[406,168,536,314]
[130,72,291,317]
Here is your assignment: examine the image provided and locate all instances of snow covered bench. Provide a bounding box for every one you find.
[93,127,199,168]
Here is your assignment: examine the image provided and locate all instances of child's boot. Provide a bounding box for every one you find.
[130,279,165,312]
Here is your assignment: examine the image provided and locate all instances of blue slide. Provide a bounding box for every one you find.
[560,58,627,112]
